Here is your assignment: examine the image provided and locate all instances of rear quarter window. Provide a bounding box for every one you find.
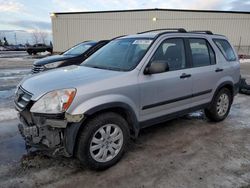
[213,39,236,61]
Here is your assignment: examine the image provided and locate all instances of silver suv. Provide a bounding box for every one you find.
[15,28,240,170]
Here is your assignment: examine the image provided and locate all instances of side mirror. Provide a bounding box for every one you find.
[144,60,169,75]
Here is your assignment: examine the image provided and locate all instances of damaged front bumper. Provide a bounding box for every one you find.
[17,110,84,157]
[14,86,84,157]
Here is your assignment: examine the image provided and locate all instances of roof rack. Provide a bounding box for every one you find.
[138,28,187,34]
[190,30,213,35]
[111,35,126,40]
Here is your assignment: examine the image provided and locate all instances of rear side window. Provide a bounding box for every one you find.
[189,38,216,67]
[213,39,236,61]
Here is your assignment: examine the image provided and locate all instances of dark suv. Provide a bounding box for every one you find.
[32,40,109,73]
[27,43,53,55]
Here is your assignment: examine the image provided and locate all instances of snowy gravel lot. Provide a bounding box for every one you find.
[0,52,250,188]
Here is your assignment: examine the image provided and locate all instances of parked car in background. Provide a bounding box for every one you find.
[27,43,53,55]
[15,28,240,170]
[32,40,109,73]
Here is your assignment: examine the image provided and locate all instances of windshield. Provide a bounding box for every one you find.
[81,38,153,71]
[63,42,96,55]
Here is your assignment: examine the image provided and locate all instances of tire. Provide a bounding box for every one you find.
[205,88,232,122]
[76,112,129,170]
[47,49,53,54]
[239,78,250,95]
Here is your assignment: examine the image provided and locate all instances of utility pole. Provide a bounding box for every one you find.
[14,32,17,45]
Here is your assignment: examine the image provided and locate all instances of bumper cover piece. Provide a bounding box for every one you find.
[18,112,67,153]
[17,110,85,157]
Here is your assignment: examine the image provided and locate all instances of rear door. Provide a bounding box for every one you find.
[187,38,220,106]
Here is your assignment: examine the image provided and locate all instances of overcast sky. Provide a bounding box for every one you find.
[0,0,249,44]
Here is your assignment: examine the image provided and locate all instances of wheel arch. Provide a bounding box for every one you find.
[209,81,234,109]
[64,102,139,157]
[84,102,140,136]
[215,81,234,97]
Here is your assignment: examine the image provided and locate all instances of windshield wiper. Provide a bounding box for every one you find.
[102,67,124,71]
[83,64,125,71]
[83,64,107,70]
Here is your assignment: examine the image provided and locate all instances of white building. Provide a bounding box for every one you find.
[51,8,250,54]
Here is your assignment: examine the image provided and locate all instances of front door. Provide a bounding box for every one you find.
[138,38,193,123]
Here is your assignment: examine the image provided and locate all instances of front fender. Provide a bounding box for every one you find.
[64,95,140,155]
[67,94,139,120]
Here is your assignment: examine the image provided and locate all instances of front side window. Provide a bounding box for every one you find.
[82,38,152,71]
[189,38,215,67]
[213,39,236,61]
[150,38,186,71]
[64,42,95,55]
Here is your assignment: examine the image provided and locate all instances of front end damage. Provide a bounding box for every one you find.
[15,86,84,156]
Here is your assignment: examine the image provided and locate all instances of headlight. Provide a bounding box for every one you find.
[44,61,64,69]
[30,88,76,114]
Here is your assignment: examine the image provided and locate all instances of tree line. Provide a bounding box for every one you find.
[0,30,50,46]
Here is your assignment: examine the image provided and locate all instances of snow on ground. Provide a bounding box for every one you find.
[40,51,51,56]
[0,67,31,122]
[0,108,18,122]
[240,59,250,63]
[0,51,28,58]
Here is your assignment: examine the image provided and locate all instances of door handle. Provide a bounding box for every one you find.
[180,73,191,79]
[215,68,224,72]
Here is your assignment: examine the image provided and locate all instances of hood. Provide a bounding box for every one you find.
[34,54,76,66]
[20,65,123,100]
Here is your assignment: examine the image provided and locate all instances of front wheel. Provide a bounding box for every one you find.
[205,88,232,122]
[76,112,129,170]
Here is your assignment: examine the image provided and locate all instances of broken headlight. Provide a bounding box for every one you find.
[30,88,76,114]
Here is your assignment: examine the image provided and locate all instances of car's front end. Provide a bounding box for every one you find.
[14,63,131,156]
[31,41,99,74]
[32,55,75,74]
[15,36,154,168]
[15,84,83,156]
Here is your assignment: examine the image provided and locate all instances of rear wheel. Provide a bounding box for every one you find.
[47,49,53,54]
[205,88,232,122]
[76,112,129,170]
[27,50,32,55]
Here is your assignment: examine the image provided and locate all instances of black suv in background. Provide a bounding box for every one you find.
[27,43,53,55]
[32,40,109,73]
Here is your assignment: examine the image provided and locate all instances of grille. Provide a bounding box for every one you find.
[14,86,33,111]
[32,65,45,74]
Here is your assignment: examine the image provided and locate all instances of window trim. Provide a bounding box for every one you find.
[207,41,216,65]
[187,38,217,68]
[213,38,236,62]
[144,37,189,74]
